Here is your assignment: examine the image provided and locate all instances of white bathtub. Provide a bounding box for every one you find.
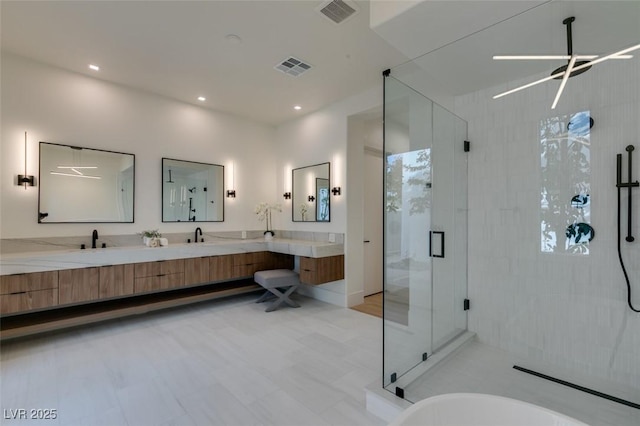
[388,393,589,426]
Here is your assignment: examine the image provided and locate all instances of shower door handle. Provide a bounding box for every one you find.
[429,231,445,258]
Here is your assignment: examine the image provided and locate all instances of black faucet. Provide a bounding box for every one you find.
[91,229,99,249]
[194,227,202,243]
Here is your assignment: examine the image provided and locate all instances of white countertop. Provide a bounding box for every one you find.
[0,238,344,275]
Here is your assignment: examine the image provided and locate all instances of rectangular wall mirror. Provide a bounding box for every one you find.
[292,162,330,222]
[162,158,224,222]
[39,142,135,223]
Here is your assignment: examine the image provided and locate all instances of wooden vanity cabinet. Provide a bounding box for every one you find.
[99,264,134,299]
[300,255,344,285]
[134,259,184,293]
[184,257,210,286]
[208,252,294,283]
[0,271,59,315]
[233,252,267,277]
[59,267,100,305]
[209,255,234,282]
[0,249,332,319]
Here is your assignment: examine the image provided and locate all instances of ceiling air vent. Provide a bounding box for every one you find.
[274,56,312,77]
[317,0,359,25]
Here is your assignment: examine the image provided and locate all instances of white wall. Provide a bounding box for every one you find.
[1,53,278,239]
[456,56,640,388]
[276,87,383,306]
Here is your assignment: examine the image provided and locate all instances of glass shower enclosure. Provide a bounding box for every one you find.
[383,72,468,400]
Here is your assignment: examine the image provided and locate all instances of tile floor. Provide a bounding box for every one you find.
[1,294,386,426]
[5,293,637,426]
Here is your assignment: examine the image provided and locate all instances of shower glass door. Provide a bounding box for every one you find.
[383,74,468,396]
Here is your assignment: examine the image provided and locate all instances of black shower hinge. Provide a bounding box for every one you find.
[464,299,470,310]
[382,69,390,77]
[464,140,470,152]
[422,352,428,361]
[390,372,397,383]
[395,387,405,399]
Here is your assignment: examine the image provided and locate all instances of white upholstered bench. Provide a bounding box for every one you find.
[253,269,301,312]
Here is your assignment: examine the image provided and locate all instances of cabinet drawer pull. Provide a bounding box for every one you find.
[9,291,27,295]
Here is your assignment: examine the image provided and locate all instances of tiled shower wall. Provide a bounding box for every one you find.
[455,56,639,388]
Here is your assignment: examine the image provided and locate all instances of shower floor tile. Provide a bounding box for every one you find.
[403,340,639,426]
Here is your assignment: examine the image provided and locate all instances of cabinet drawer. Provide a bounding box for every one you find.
[299,268,317,285]
[134,273,184,294]
[209,255,234,282]
[300,256,317,272]
[233,252,267,277]
[300,255,344,285]
[316,255,344,284]
[184,257,210,286]
[232,252,266,267]
[1,271,58,295]
[58,268,100,305]
[161,273,184,290]
[135,259,184,278]
[1,288,58,315]
[99,264,134,298]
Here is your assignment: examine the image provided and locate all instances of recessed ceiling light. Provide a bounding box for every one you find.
[88,64,100,71]
[294,105,302,110]
[197,96,206,102]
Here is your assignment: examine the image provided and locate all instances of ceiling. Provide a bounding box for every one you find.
[0,0,408,126]
[2,1,639,126]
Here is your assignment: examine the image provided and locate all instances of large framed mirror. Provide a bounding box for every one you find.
[162,158,224,222]
[39,142,135,223]
[292,162,330,222]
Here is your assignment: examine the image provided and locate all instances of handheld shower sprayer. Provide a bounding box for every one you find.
[616,144,639,312]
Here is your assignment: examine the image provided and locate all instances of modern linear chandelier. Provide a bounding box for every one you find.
[493,16,640,109]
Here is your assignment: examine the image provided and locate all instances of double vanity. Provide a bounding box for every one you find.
[4,141,344,339]
[0,237,344,340]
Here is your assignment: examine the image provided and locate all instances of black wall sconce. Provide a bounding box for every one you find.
[331,187,341,196]
[16,131,35,189]
[283,192,291,199]
[308,195,315,202]
[226,190,236,198]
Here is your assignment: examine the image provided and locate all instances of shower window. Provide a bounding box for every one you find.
[540,110,591,254]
